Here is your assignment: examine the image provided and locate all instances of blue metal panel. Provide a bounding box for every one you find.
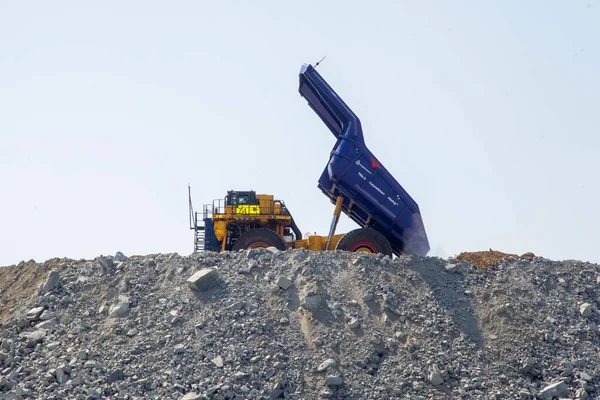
[299,64,430,256]
[203,218,220,252]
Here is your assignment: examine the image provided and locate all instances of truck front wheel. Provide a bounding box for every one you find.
[232,228,287,251]
[336,228,393,257]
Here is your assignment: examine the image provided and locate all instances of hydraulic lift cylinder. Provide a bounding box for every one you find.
[325,196,344,250]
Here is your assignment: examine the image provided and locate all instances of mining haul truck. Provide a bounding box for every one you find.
[188,64,430,257]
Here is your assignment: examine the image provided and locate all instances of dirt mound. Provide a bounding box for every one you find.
[0,249,599,399]
[0,258,64,322]
[455,249,520,269]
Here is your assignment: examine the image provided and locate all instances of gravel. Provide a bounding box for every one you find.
[0,249,599,399]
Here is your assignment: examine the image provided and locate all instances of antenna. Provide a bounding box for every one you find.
[314,56,327,68]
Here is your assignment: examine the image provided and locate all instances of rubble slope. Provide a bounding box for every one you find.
[0,249,599,400]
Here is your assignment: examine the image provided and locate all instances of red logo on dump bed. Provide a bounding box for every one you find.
[371,159,381,169]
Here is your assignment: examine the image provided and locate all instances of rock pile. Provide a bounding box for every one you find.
[0,248,599,399]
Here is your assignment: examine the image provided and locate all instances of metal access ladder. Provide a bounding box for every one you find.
[194,221,205,252]
[189,185,205,253]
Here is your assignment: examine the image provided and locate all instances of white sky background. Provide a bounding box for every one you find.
[1,1,599,267]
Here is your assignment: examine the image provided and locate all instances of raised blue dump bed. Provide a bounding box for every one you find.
[298,64,430,256]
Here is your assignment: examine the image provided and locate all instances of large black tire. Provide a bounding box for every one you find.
[335,228,393,257]
[232,228,287,251]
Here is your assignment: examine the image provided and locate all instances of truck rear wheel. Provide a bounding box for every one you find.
[232,228,287,251]
[336,228,393,256]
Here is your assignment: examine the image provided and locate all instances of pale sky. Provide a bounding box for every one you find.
[1,1,599,267]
